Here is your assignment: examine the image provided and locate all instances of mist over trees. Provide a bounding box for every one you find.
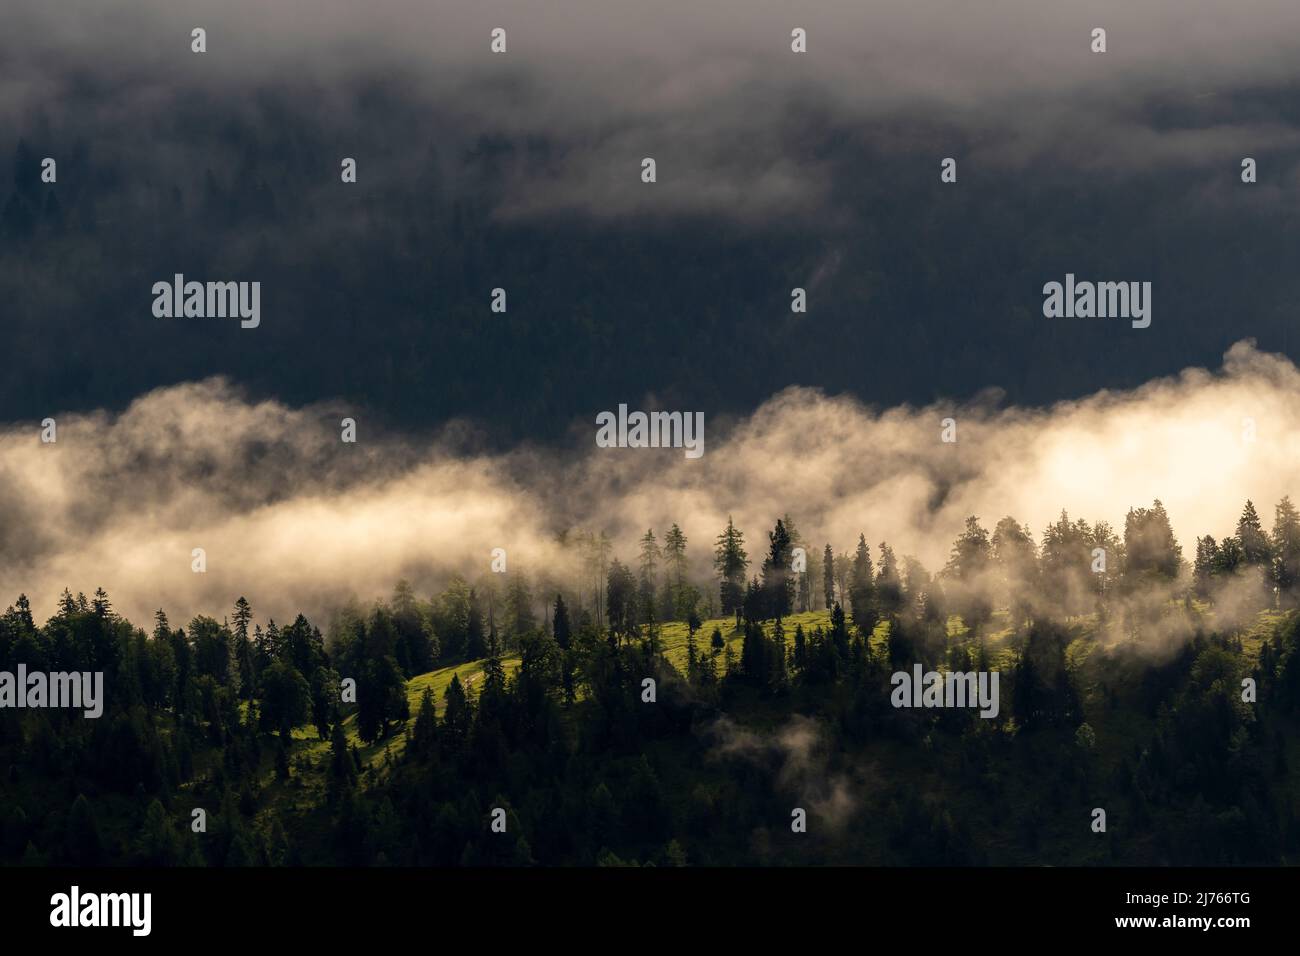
[3,495,1300,866]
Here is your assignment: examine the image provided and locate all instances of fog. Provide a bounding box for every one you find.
[8,1,1300,221]
[1,339,1294,627]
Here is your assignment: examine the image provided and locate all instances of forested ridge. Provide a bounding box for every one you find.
[5,116,1300,444]
[3,498,1300,866]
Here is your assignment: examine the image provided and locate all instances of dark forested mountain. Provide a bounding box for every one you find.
[4,86,1300,443]
[4,504,1299,867]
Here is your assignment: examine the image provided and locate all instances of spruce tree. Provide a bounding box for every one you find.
[875,542,904,617]
[823,543,835,609]
[552,593,571,649]
[1193,536,1220,600]
[232,596,252,644]
[849,534,877,638]
[328,721,357,798]
[829,602,850,660]
[505,572,536,645]
[1273,497,1300,606]
[91,587,112,618]
[442,673,472,753]
[1123,500,1182,581]
[662,524,688,620]
[762,519,795,620]
[1237,500,1273,567]
[714,517,749,616]
[638,529,660,626]
[782,514,809,611]
[466,589,487,659]
[480,625,507,722]
[412,687,439,758]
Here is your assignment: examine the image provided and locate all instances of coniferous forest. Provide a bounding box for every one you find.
[4,498,1300,867]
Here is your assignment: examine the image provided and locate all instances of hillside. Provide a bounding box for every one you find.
[203,602,1300,866]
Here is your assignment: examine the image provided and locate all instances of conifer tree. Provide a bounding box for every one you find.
[1216,536,1244,575]
[1193,536,1220,600]
[771,617,788,689]
[232,597,256,698]
[823,543,835,609]
[1123,499,1182,581]
[412,687,439,758]
[505,572,536,645]
[762,519,795,620]
[466,589,487,659]
[872,543,901,615]
[1237,500,1273,567]
[1273,497,1300,605]
[552,593,571,650]
[782,514,809,612]
[479,625,508,722]
[232,596,252,644]
[829,602,850,660]
[605,557,637,642]
[442,673,472,754]
[850,534,877,637]
[553,594,576,703]
[662,524,688,620]
[638,529,660,626]
[328,721,357,796]
[714,517,749,616]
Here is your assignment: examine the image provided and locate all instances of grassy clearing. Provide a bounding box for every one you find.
[656,609,834,673]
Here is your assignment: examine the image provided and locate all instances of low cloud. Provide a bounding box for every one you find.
[0,341,1297,629]
[9,1,1300,221]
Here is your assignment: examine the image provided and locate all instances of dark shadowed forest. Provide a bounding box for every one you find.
[4,498,1300,866]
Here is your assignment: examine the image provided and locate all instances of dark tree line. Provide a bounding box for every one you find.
[4,496,1300,865]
